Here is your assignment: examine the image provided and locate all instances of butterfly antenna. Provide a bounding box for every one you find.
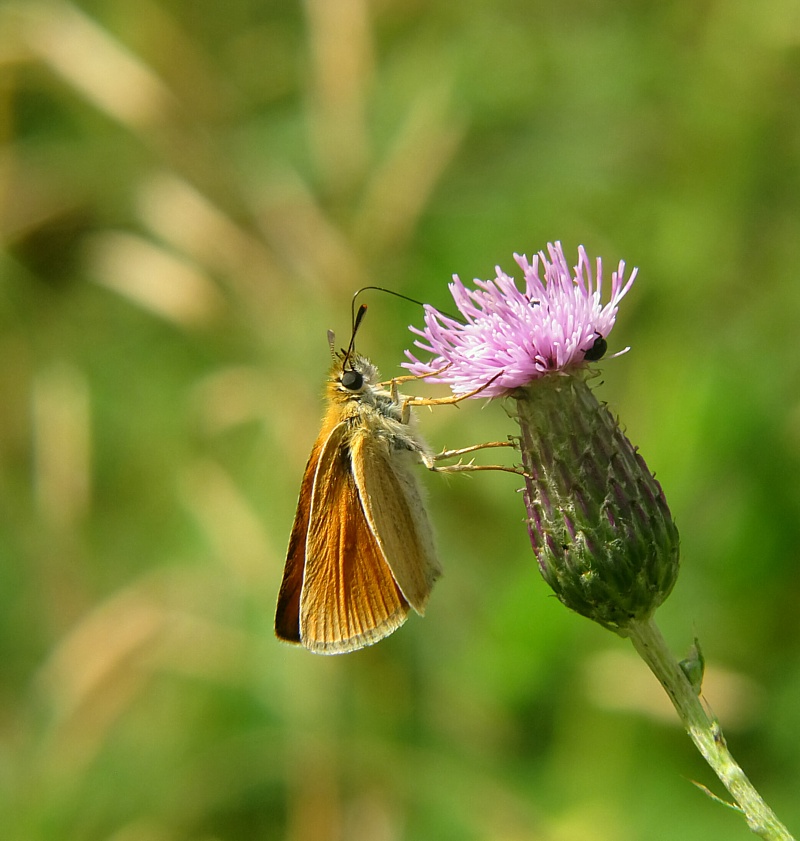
[341,304,368,371]
[351,285,464,325]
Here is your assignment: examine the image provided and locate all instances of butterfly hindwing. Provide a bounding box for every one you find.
[350,430,440,614]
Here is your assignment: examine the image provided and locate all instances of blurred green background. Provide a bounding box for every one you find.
[2,1,800,839]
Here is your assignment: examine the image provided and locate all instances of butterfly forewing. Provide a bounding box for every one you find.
[274,438,326,643]
[300,422,410,653]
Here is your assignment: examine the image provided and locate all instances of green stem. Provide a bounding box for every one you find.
[627,617,794,840]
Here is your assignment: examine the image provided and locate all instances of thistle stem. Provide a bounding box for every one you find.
[627,617,794,840]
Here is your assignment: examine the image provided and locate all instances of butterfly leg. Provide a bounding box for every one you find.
[421,438,529,477]
[397,372,503,423]
[434,440,517,460]
[405,373,501,409]
[380,363,453,391]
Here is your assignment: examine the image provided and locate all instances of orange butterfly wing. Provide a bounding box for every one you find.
[299,422,409,653]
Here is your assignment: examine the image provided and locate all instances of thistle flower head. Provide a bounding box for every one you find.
[406,241,678,633]
[404,241,636,397]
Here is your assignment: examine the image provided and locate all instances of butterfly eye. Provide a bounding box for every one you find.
[341,369,363,391]
[584,334,608,361]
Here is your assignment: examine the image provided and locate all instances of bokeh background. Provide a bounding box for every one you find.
[2,1,800,839]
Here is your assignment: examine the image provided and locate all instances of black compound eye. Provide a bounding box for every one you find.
[341,369,363,390]
[584,334,608,361]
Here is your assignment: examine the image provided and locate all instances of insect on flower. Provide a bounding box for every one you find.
[583,333,608,361]
[275,305,516,654]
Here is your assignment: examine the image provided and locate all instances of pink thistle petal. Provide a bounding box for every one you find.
[404,241,637,397]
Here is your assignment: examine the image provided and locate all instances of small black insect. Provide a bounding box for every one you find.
[583,333,608,361]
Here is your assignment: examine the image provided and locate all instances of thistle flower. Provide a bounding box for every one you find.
[404,244,796,837]
[406,242,679,633]
[405,241,636,397]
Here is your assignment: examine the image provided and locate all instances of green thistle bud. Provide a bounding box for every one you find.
[513,375,680,633]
